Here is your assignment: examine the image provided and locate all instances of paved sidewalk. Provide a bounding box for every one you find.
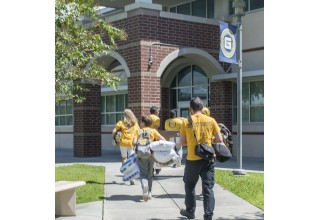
[55,149,264,220]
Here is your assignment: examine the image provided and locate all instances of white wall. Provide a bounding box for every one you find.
[242,10,264,50]
[232,123,264,158]
[232,134,264,158]
[231,9,264,73]
[243,50,264,72]
[55,125,121,152]
[101,126,121,152]
[55,126,73,149]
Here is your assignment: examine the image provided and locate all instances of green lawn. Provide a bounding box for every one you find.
[55,164,263,210]
[215,169,264,210]
[55,164,105,204]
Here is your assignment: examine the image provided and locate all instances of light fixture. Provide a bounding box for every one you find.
[147,42,180,68]
[233,0,246,16]
[148,47,153,67]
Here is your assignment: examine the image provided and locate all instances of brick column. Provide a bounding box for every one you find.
[73,80,101,157]
[160,87,170,129]
[127,75,142,121]
[210,81,233,130]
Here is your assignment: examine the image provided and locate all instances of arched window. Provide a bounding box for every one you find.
[101,61,128,125]
[170,65,209,117]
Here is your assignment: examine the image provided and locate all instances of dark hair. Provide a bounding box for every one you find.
[150,106,159,114]
[190,97,204,112]
[141,115,152,127]
[169,110,176,118]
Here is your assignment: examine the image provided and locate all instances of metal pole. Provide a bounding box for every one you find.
[233,13,246,175]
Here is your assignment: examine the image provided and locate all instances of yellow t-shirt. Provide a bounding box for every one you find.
[114,121,140,148]
[149,114,160,129]
[137,127,162,142]
[165,118,183,131]
[180,114,221,160]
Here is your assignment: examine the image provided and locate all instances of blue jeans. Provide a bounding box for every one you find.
[183,159,215,220]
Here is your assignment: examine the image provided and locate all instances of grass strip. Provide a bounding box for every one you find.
[215,169,264,210]
[55,164,105,204]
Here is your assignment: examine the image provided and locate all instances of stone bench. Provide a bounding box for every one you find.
[55,181,86,216]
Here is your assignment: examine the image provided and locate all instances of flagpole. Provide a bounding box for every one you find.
[232,0,246,176]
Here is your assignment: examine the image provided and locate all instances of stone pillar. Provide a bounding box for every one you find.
[73,80,101,157]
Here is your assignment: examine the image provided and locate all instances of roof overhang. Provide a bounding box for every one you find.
[212,69,264,81]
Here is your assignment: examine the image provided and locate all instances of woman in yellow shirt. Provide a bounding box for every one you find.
[112,109,140,164]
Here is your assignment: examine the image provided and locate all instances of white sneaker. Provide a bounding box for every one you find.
[148,191,152,200]
[124,181,130,186]
[142,179,149,202]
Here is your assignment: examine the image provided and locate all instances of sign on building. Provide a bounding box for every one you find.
[219,21,237,64]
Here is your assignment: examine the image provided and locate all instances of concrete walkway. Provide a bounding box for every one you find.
[55,149,264,220]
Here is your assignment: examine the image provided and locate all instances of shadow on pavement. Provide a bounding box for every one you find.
[55,148,264,172]
[101,194,145,202]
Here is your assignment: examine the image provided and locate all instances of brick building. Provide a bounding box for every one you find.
[55,0,264,158]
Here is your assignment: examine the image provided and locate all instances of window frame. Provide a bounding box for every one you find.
[229,0,264,15]
[232,80,264,124]
[101,93,128,126]
[169,0,215,19]
[55,100,73,126]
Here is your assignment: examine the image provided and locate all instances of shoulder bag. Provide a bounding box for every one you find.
[188,115,215,161]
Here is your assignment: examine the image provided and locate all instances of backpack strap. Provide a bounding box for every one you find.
[145,128,152,145]
[137,128,152,146]
[188,115,198,144]
[138,129,143,139]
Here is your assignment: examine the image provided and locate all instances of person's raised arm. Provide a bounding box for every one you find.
[180,133,187,146]
[158,134,166,141]
[154,130,166,141]
[212,131,223,144]
[112,128,117,137]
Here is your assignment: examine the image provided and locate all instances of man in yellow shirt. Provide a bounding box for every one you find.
[149,106,160,129]
[165,110,182,130]
[165,110,183,167]
[179,97,223,220]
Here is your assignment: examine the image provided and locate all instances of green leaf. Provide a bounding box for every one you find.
[55,0,127,103]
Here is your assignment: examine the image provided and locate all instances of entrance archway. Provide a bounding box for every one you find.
[159,48,225,118]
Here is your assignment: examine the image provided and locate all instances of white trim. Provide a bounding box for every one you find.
[160,11,219,25]
[101,86,128,95]
[157,47,225,77]
[102,8,220,26]
[95,51,131,78]
[124,2,162,11]
[104,11,127,23]
[212,69,264,81]
[109,51,131,77]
